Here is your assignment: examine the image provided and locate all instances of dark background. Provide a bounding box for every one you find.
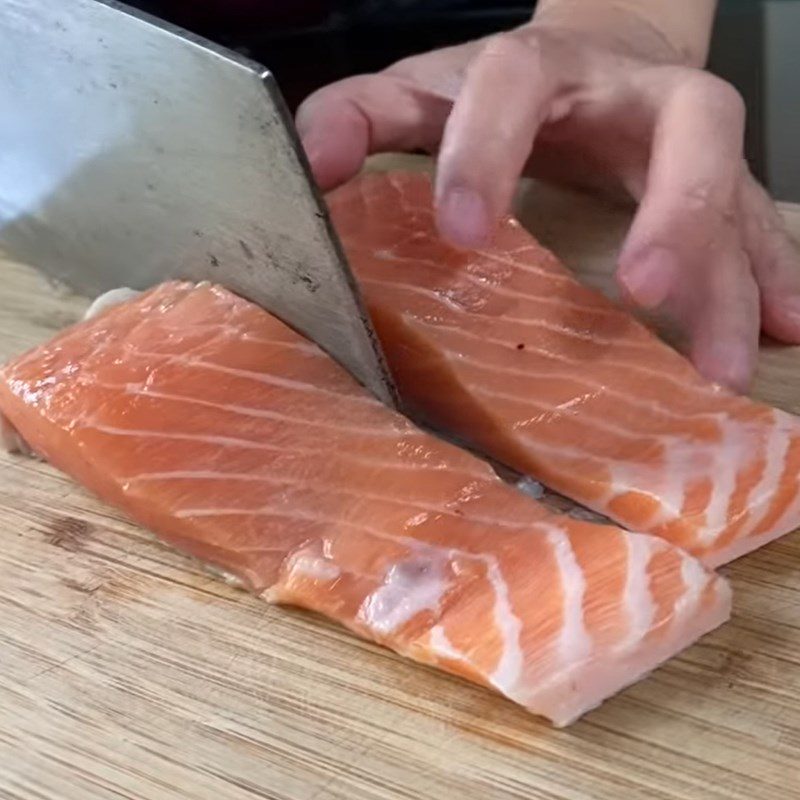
[125,1,535,109]
[123,1,772,193]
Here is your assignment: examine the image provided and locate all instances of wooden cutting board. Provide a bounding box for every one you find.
[3,156,800,800]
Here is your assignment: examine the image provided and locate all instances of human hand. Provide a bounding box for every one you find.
[296,18,800,391]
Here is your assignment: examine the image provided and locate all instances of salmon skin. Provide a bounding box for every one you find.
[0,281,730,726]
[329,171,800,569]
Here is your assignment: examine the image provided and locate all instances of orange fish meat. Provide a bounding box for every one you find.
[0,281,730,725]
[329,171,800,568]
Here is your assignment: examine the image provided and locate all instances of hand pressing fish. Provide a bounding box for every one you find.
[329,171,800,569]
[0,281,730,726]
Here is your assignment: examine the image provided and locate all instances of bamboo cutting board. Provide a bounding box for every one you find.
[2,157,800,800]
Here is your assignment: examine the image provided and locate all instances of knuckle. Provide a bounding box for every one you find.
[296,77,354,117]
[682,72,746,122]
[708,78,746,119]
[683,182,739,224]
[296,75,381,140]
[686,163,746,224]
[647,194,741,255]
[479,31,543,69]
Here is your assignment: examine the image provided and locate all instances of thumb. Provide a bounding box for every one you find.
[295,73,452,191]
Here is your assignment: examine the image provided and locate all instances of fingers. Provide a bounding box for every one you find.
[617,73,759,389]
[434,34,564,248]
[618,72,746,303]
[296,74,452,191]
[683,244,760,393]
[739,172,800,344]
[295,88,370,191]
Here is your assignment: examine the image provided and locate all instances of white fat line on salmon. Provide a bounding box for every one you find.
[88,372,420,441]
[468,433,618,507]
[732,409,796,543]
[608,449,689,529]
[355,222,439,256]
[203,508,528,665]
[693,420,752,546]
[472,382,674,445]
[605,456,689,530]
[387,237,607,305]
[89,370,487,471]
[363,278,727,402]
[127,315,325,356]
[427,624,466,662]
[84,423,482,477]
[509,415,769,537]
[359,555,448,635]
[503,534,703,714]
[144,324,326,357]
[544,525,592,665]
[8,285,191,373]
[474,242,608,287]
[239,334,325,356]
[472,246,575,282]
[768,476,800,539]
[285,549,341,582]
[94,382,413,437]
[387,172,428,219]
[361,276,649,350]
[485,555,524,694]
[365,243,628,322]
[535,571,729,726]
[747,445,800,546]
[484,424,662,503]
[714,517,800,566]
[675,552,711,619]
[171,503,525,605]
[411,317,736,422]
[348,186,559,282]
[126,469,541,532]
[119,344,384,407]
[629,417,767,541]
[475,242,550,257]
[621,534,657,649]
[445,346,730,433]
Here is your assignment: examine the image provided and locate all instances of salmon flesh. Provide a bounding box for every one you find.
[0,281,731,726]
[329,171,800,568]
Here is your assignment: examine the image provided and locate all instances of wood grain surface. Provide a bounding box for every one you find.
[2,156,800,799]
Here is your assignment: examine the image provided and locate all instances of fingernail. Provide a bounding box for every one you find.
[298,135,328,186]
[300,135,321,166]
[719,350,753,394]
[782,296,800,324]
[437,187,491,249]
[294,106,312,139]
[695,342,754,394]
[618,247,681,310]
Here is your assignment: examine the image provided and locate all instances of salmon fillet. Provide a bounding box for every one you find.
[0,281,730,726]
[329,171,800,568]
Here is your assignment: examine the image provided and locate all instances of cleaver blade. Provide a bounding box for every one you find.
[0,0,397,406]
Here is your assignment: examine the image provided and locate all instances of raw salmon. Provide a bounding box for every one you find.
[0,281,730,726]
[329,171,800,568]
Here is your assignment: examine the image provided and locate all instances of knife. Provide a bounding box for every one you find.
[0,0,397,406]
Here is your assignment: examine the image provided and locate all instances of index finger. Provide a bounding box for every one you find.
[434,33,565,248]
[296,74,452,191]
[617,71,756,390]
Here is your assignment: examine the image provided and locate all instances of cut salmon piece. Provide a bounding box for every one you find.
[329,171,800,568]
[0,281,730,726]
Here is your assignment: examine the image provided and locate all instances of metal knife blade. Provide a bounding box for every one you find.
[0,0,397,406]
